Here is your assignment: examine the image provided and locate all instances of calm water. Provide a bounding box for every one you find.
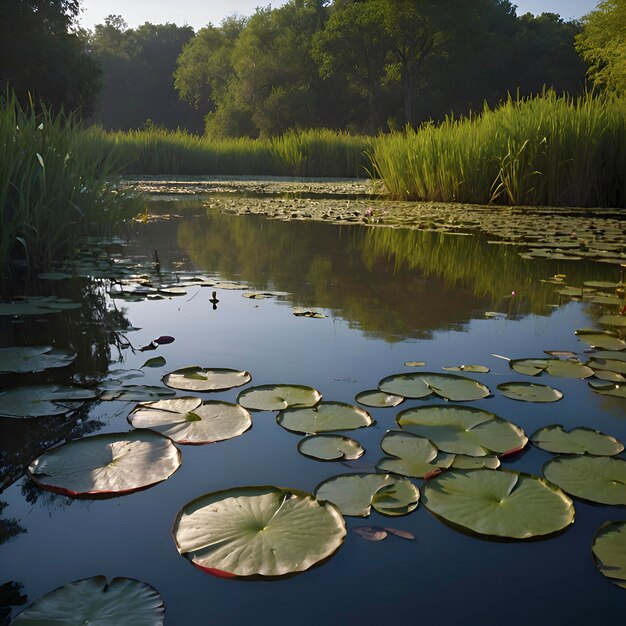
[1,199,625,625]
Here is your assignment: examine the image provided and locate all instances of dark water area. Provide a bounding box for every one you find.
[1,198,625,625]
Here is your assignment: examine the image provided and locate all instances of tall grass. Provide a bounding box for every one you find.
[370,92,626,208]
[87,126,373,178]
[0,94,140,274]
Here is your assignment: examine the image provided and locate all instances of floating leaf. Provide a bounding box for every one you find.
[397,405,527,457]
[28,431,181,497]
[237,384,321,411]
[575,329,626,351]
[423,469,574,539]
[592,521,626,589]
[590,351,626,363]
[497,382,563,403]
[599,315,626,328]
[384,527,415,540]
[0,385,96,418]
[588,358,626,375]
[451,455,500,470]
[404,361,425,367]
[355,390,403,408]
[315,473,419,517]
[99,385,176,402]
[352,526,387,541]
[130,397,252,444]
[278,402,373,435]
[584,281,619,290]
[510,358,549,376]
[154,335,175,345]
[592,369,626,383]
[376,431,454,478]
[10,576,165,625]
[0,346,75,373]
[298,434,364,461]
[293,308,326,319]
[588,380,626,399]
[544,351,577,359]
[442,365,490,373]
[163,366,251,392]
[543,455,626,505]
[37,272,72,281]
[172,486,345,577]
[141,356,166,369]
[379,372,490,401]
[545,359,594,379]
[531,425,624,456]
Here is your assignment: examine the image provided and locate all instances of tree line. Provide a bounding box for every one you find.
[1,1,625,137]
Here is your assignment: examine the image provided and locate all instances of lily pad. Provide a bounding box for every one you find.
[588,358,626,375]
[28,431,181,497]
[543,455,626,505]
[575,330,626,351]
[141,356,167,369]
[314,473,419,517]
[10,576,165,625]
[497,382,563,403]
[588,381,626,399]
[397,405,527,457]
[293,307,326,319]
[544,360,594,379]
[510,358,549,376]
[451,455,500,470]
[592,521,626,589]
[378,372,490,401]
[163,366,251,392]
[129,397,252,444]
[423,469,575,539]
[237,384,321,411]
[531,425,624,456]
[277,402,373,435]
[599,315,626,328]
[0,385,97,418]
[298,434,364,461]
[376,431,454,478]
[442,365,490,373]
[355,390,403,408]
[404,361,426,367]
[99,385,176,402]
[352,526,388,541]
[172,486,345,577]
[0,346,75,373]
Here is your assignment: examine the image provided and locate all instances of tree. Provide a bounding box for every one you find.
[0,0,101,114]
[576,0,626,94]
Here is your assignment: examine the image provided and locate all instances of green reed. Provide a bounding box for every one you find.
[370,92,626,208]
[0,93,140,274]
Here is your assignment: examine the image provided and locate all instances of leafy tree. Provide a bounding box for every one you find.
[576,0,626,94]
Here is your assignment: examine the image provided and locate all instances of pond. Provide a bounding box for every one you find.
[1,181,625,625]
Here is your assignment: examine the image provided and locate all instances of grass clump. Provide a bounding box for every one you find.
[1,93,140,274]
[370,91,626,208]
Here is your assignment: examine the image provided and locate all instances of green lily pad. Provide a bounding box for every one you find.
[545,359,594,379]
[510,358,549,376]
[588,381,626,399]
[237,384,322,411]
[10,576,165,625]
[277,402,373,435]
[592,521,626,589]
[599,315,626,328]
[355,390,404,408]
[0,385,97,418]
[298,434,364,461]
[172,486,345,577]
[584,281,619,289]
[314,473,419,517]
[451,455,500,470]
[376,431,454,478]
[293,308,326,319]
[442,365,490,373]
[163,366,251,392]
[130,397,252,444]
[397,405,527,457]
[592,369,626,382]
[497,382,563,403]
[99,385,176,402]
[575,329,626,351]
[423,469,575,539]
[0,346,75,373]
[141,356,167,369]
[590,351,626,363]
[531,425,624,456]
[378,372,490,401]
[28,431,182,497]
[588,358,626,375]
[543,455,626,505]
[0,301,59,316]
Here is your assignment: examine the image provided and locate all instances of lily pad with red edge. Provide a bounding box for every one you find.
[27,431,181,497]
[10,576,165,625]
[172,486,345,578]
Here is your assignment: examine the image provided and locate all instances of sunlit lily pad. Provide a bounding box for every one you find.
[163,366,251,392]
[592,369,626,382]
[378,372,490,401]
[543,455,626,505]
[599,315,626,328]
[497,382,563,403]
[130,397,252,444]
[545,359,594,379]
[442,365,490,373]
[10,576,165,625]
[298,434,364,461]
[0,346,75,373]
[237,384,321,411]
[0,385,97,418]
[172,486,345,577]
[510,358,549,376]
[591,350,626,363]
[592,521,626,589]
[588,381,626,399]
[315,473,419,517]
[278,402,373,434]
[28,431,182,497]
[423,469,575,539]
[355,390,403,408]
[451,455,500,470]
[397,405,527,457]
[376,431,454,478]
[293,307,326,319]
[575,329,626,351]
[588,358,626,375]
[584,281,619,290]
[531,425,624,456]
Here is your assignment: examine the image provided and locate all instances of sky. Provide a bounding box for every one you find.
[78,1,600,31]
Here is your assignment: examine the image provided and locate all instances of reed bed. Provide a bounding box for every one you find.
[370,92,626,208]
[0,94,139,274]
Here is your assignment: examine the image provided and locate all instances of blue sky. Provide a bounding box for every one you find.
[79,1,600,31]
